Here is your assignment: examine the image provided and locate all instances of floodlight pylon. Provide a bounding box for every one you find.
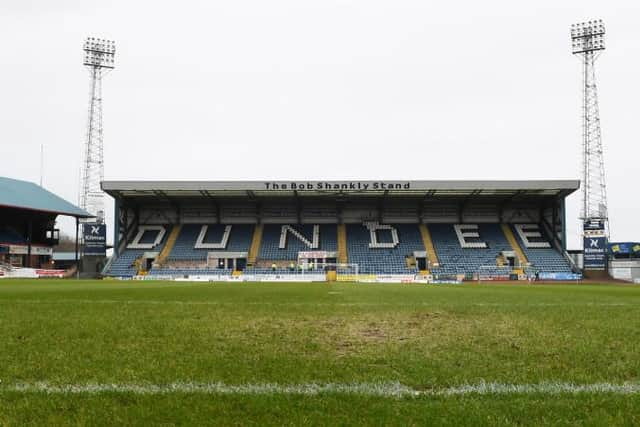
[79,37,115,224]
[570,21,609,239]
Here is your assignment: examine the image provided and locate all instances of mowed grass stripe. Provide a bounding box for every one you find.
[2,298,639,307]
[4,381,640,397]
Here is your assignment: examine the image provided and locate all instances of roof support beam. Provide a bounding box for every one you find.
[458,190,482,223]
[419,190,437,223]
[294,191,302,224]
[499,190,526,223]
[200,190,220,224]
[377,190,388,223]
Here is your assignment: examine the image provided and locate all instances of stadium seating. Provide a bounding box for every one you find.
[258,224,337,260]
[0,228,26,244]
[167,224,254,261]
[346,223,424,274]
[106,249,146,277]
[106,225,172,277]
[105,222,572,277]
[428,223,512,276]
[511,224,572,273]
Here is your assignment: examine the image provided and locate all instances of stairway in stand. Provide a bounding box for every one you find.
[153,225,181,268]
[247,224,263,267]
[337,224,348,264]
[419,224,439,267]
[501,223,528,267]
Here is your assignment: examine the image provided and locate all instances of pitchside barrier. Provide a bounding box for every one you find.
[475,265,582,282]
[537,272,583,281]
[134,266,464,284]
[476,265,520,282]
[0,267,66,279]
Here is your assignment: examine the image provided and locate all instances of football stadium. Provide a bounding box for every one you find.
[2,178,640,425]
[2,6,640,426]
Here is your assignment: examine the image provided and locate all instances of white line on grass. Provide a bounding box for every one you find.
[1,299,637,307]
[3,381,640,397]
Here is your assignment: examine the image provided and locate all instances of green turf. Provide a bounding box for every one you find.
[1,279,639,425]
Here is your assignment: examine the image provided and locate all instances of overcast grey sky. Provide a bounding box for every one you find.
[0,0,637,248]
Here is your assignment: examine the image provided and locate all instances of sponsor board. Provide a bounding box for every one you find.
[253,274,325,282]
[138,275,178,281]
[33,246,53,256]
[8,245,52,256]
[430,279,463,285]
[2,268,37,278]
[374,275,416,283]
[0,268,64,279]
[35,269,65,278]
[175,275,231,282]
[8,245,28,255]
[538,272,582,281]
[610,260,640,268]
[583,235,607,270]
[298,251,336,259]
[583,220,607,271]
[608,242,637,255]
[117,274,468,284]
[83,224,106,256]
[143,274,327,283]
[583,219,606,232]
[477,275,511,282]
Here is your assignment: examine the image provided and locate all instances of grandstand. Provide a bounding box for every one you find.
[0,176,91,273]
[101,180,580,281]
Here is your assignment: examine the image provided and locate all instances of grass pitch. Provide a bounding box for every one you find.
[1,279,639,425]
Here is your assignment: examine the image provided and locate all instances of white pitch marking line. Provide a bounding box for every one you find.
[1,299,637,307]
[2,381,640,397]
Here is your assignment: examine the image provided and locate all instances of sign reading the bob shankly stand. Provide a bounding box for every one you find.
[83,223,106,256]
[263,181,411,191]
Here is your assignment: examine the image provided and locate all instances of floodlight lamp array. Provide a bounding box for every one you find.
[83,37,116,68]
[571,20,605,54]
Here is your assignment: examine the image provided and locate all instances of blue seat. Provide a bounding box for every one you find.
[346,224,424,274]
[511,225,572,273]
[429,223,512,276]
[258,224,337,261]
[168,224,253,261]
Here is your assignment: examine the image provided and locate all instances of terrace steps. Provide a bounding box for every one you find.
[154,225,181,267]
[419,224,439,267]
[247,224,263,266]
[337,224,348,264]
[501,223,528,266]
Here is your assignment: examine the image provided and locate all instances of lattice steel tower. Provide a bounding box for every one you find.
[80,37,115,224]
[570,20,608,235]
